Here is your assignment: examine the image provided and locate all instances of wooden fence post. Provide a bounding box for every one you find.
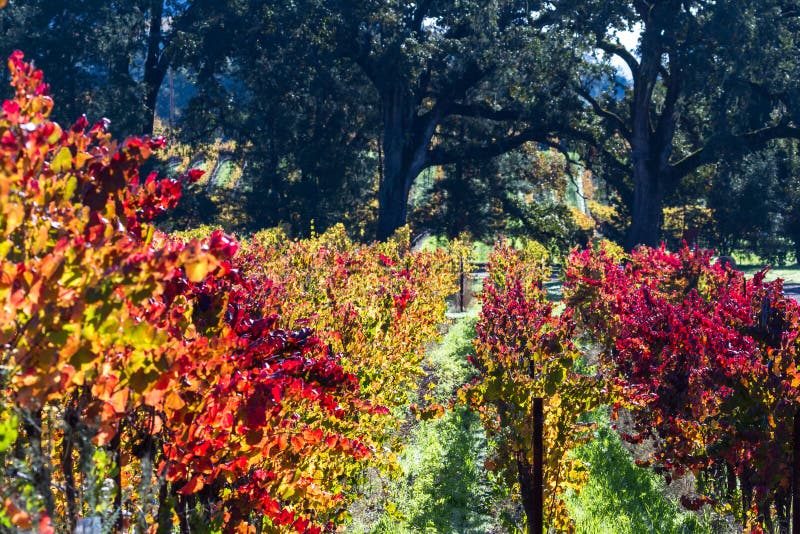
[793,409,800,534]
[459,255,465,313]
[533,397,544,534]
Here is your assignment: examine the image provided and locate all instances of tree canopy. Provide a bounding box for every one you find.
[3,0,800,249]
[0,1,211,136]
[555,0,800,247]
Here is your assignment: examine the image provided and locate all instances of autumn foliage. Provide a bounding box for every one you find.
[0,53,455,533]
[564,243,800,530]
[239,224,457,411]
[464,240,608,533]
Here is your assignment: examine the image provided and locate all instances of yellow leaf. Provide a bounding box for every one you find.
[184,257,210,283]
[4,202,24,236]
[63,175,77,200]
[74,151,92,169]
[788,363,800,388]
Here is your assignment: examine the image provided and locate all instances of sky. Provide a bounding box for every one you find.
[610,25,642,80]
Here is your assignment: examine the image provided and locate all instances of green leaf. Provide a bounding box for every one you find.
[124,322,167,349]
[544,367,565,396]
[129,368,161,394]
[485,380,501,401]
[63,174,78,200]
[0,411,18,453]
[69,347,96,372]
[51,146,72,173]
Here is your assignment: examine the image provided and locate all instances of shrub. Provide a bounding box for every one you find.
[564,243,800,531]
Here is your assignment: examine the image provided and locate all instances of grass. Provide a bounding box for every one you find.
[348,314,511,534]
[363,407,498,534]
[723,251,800,284]
[211,159,237,188]
[423,313,479,402]
[566,411,721,534]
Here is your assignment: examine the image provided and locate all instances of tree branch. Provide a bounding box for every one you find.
[449,102,525,122]
[597,40,640,74]
[538,139,591,202]
[575,86,632,141]
[653,50,682,155]
[556,128,634,203]
[444,61,491,101]
[347,40,382,89]
[671,123,800,179]
[427,127,550,166]
[412,0,435,37]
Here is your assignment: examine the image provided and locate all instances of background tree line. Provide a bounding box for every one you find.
[4,0,800,256]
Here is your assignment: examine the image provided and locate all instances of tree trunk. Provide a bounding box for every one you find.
[156,482,173,534]
[143,77,163,137]
[376,86,427,241]
[377,163,415,241]
[143,0,167,136]
[62,395,81,531]
[626,161,664,249]
[623,17,678,251]
[110,428,124,532]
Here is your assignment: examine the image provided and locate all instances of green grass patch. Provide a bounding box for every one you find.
[350,306,727,534]
[363,407,498,534]
[739,265,800,284]
[211,159,237,188]
[728,251,800,282]
[349,315,509,533]
[424,313,478,402]
[566,412,717,534]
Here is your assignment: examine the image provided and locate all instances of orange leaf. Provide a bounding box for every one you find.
[109,389,130,414]
[277,433,289,451]
[10,510,31,530]
[4,499,31,530]
[165,391,186,411]
[177,476,204,495]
